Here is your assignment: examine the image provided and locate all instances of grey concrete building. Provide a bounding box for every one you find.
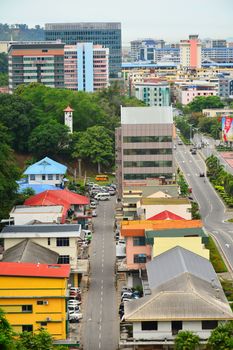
[116,106,175,198]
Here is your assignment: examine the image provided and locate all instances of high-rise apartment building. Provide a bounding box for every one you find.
[180,35,202,69]
[45,22,121,78]
[64,43,109,92]
[8,42,65,93]
[115,106,174,197]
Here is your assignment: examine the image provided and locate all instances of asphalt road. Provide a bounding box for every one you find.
[175,142,233,275]
[82,197,118,350]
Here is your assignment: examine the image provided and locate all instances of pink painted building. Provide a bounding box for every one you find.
[175,82,218,105]
[64,43,109,92]
[180,35,202,69]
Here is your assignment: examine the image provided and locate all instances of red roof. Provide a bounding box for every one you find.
[24,189,89,223]
[63,105,74,112]
[147,210,185,221]
[0,262,70,278]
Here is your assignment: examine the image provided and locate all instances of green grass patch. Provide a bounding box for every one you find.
[221,279,233,302]
[205,236,228,273]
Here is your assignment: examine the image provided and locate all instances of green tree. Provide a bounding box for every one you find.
[19,328,53,350]
[175,330,200,350]
[0,308,16,350]
[0,73,8,86]
[72,126,114,173]
[208,321,233,350]
[28,120,70,158]
[187,96,224,113]
[0,52,8,73]
[0,124,20,222]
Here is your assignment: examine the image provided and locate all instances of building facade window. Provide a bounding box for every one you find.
[22,325,33,332]
[123,136,172,143]
[124,173,173,180]
[58,255,70,264]
[123,161,172,168]
[22,305,32,313]
[123,148,172,155]
[42,175,46,180]
[133,237,146,246]
[172,321,182,335]
[48,174,53,180]
[141,321,158,331]
[202,321,218,329]
[133,254,147,263]
[56,237,69,246]
[56,174,60,180]
[30,174,35,180]
[48,238,51,246]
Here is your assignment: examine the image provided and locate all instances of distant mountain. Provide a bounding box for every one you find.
[0,23,44,41]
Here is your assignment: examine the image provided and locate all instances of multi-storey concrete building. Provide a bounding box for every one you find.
[8,42,65,93]
[174,81,217,105]
[45,22,121,78]
[134,80,170,106]
[64,43,109,92]
[202,47,233,64]
[180,35,202,69]
[116,106,175,198]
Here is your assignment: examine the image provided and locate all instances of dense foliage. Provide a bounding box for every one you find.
[175,330,200,350]
[0,52,8,73]
[0,124,20,222]
[186,95,224,113]
[208,321,233,350]
[0,23,44,41]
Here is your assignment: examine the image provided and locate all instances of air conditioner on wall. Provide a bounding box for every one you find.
[46,317,51,321]
[43,301,49,305]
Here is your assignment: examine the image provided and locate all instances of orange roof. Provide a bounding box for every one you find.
[121,220,202,237]
[0,262,70,278]
[63,105,74,112]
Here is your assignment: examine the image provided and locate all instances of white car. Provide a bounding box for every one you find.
[90,202,96,209]
[68,300,81,306]
[92,210,97,217]
[69,312,83,320]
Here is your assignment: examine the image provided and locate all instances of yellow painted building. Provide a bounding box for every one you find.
[0,262,70,339]
[153,237,209,259]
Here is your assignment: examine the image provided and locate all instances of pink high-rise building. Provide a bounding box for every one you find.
[180,35,202,69]
[64,43,109,92]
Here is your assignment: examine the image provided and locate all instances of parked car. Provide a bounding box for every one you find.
[115,232,120,241]
[68,299,81,306]
[90,202,96,209]
[68,305,80,313]
[121,287,133,295]
[116,239,125,245]
[68,312,83,322]
[178,140,183,145]
[108,188,116,195]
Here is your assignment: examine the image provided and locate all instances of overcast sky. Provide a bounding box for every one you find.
[1,0,233,45]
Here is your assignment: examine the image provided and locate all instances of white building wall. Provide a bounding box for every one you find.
[11,212,62,225]
[27,174,63,186]
[137,203,191,220]
[133,320,218,341]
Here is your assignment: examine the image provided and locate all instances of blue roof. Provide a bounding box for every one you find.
[17,183,62,194]
[122,62,177,69]
[24,157,67,175]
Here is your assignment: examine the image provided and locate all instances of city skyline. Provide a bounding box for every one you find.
[1,0,233,45]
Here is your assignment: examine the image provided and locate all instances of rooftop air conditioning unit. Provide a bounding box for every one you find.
[43,301,49,305]
[46,317,51,321]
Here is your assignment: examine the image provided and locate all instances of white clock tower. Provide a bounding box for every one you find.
[64,105,74,133]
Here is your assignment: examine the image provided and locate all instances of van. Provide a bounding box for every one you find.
[94,192,110,201]
[95,175,109,181]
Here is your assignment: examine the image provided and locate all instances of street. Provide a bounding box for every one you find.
[175,143,233,274]
[82,197,118,350]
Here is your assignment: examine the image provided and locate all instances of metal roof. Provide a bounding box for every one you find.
[121,106,173,125]
[11,205,63,214]
[24,157,67,175]
[0,224,82,238]
[141,198,189,205]
[146,246,218,290]
[124,273,233,321]
[2,239,59,264]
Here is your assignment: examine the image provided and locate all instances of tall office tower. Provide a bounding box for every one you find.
[130,40,142,61]
[115,106,174,197]
[64,43,109,92]
[8,42,65,93]
[45,22,121,78]
[180,35,202,69]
